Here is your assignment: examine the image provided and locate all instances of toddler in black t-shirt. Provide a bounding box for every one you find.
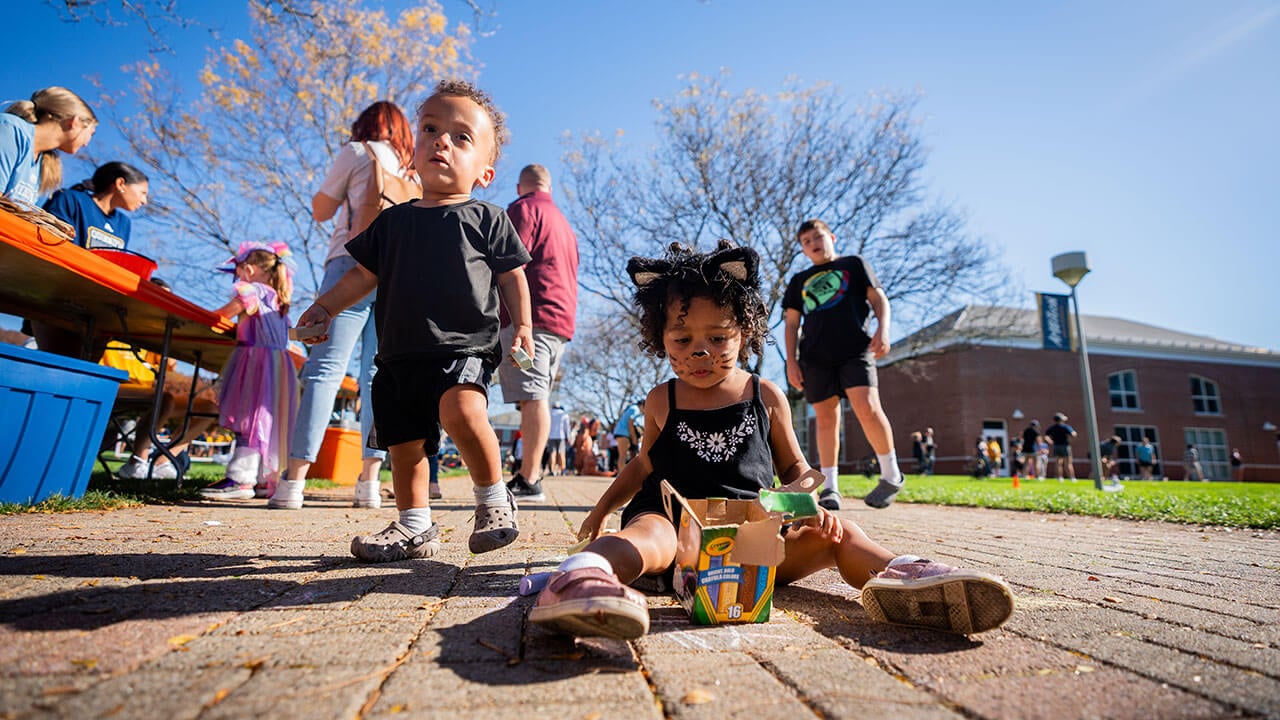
[295,80,533,561]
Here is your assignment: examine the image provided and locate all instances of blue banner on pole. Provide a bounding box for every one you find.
[1038,292,1072,351]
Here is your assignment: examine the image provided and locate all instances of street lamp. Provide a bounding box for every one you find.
[1052,252,1106,491]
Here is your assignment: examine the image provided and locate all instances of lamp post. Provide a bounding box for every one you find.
[1052,252,1105,491]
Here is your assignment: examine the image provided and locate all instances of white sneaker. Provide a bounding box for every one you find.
[118,457,177,480]
[150,461,178,480]
[353,480,382,509]
[116,458,147,479]
[268,479,305,509]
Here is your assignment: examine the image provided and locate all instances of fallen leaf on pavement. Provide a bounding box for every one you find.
[682,688,715,704]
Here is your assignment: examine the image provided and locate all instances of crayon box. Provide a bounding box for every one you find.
[661,480,786,625]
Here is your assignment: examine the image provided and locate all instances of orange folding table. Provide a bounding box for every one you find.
[0,208,236,484]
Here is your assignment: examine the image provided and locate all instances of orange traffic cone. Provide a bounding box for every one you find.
[1012,474,1021,489]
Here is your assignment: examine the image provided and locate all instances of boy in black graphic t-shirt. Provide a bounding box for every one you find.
[783,219,904,510]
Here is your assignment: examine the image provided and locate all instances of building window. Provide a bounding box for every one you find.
[1114,425,1160,478]
[1184,428,1228,480]
[1190,376,1221,415]
[1108,370,1140,410]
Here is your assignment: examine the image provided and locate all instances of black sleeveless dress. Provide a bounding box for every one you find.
[621,375,775,526]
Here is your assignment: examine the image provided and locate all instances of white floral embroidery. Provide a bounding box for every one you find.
[676,409,756,463]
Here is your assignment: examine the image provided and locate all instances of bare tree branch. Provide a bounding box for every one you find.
[561,71,1016,381]
[47,0,496,52]
[88,0,477,306]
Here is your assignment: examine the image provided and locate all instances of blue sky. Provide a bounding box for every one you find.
[4,0,1278,350]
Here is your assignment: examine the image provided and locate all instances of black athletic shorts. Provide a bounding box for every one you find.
[368,355,492,452]
[800,354,877,403]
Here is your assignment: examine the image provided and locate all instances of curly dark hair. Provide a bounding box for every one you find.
[420,79,509,163]
[627,240,769,363]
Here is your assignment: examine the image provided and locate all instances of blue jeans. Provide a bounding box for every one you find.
[291,256,385,462]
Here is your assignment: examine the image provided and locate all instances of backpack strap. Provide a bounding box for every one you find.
[346,141,383,232]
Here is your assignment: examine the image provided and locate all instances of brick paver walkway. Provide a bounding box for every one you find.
[1,474,1276,719]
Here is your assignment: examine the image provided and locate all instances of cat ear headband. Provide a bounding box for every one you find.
[627,243,759,289]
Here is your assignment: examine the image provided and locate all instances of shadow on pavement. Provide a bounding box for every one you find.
[776,584,986,654]
[0,552,501,631]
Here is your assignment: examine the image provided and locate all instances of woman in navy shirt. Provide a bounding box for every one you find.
[43,161,149,248]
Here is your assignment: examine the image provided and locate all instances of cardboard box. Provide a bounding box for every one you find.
[661,480,786,625]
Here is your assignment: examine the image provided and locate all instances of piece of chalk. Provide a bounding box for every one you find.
[518,571,553,596]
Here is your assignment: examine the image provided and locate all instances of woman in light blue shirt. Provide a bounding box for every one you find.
[0,87,97,207]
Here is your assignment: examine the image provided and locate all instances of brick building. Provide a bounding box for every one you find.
[799,306,1280,482]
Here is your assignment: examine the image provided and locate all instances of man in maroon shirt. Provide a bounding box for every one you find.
[499,164,580,500]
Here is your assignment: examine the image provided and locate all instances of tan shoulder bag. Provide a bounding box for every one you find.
[347,141,422,236]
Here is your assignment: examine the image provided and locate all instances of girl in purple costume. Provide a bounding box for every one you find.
[200,242,299,501]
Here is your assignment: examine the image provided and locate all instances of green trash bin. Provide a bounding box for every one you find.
[0,342,128,504]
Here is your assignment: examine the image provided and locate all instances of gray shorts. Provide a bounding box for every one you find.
[497,326,568,402]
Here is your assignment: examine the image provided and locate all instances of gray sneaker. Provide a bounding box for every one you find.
[350,521,441,562]
[469,486,519,553]
[864,476,904,509]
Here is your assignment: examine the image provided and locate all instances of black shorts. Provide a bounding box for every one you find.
[800,354,877,403]
[369,355,492,452]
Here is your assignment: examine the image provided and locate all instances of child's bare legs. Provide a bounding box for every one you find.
[849,386,904,507]
[586,514,678,584]
[776,519,895,589]
[810,396,842,469]
[439,384,502,487]
[810,397,845,508]
[387,441,434,510]
[846,386,893,458]
[440,384,519,552]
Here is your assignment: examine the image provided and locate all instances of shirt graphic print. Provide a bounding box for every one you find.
[801,269,849,314]
[674,406,757,463]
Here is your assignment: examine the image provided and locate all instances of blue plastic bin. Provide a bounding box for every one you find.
[0,342,127,504]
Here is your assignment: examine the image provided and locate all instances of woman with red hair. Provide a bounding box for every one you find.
[270,101,420,510]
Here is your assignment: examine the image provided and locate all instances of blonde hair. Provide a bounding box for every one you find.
[240,249,291,311]
[4,87,97,195]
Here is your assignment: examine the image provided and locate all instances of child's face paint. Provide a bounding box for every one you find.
[663,295,741,389]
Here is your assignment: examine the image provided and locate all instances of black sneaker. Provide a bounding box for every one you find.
[510,474,545,501]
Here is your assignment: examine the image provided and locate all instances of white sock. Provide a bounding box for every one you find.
[474,482,508,506]
[821,466,839,493]
[888,554,923,567]
[878,453,902,485]
[557,551,613,575]
[399,507,432,535]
